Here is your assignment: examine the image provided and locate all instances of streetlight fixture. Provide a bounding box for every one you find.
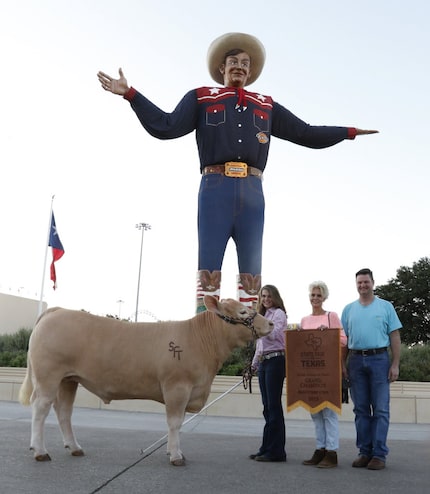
[135,222,151,322]
[116,299,124,319]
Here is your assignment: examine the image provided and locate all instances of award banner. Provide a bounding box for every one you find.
[285,328,341,414]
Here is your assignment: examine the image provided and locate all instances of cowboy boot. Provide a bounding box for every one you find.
[237,273,261,309]
[302,448,326,465]
[196,270,221,313]
[317,450,338,468]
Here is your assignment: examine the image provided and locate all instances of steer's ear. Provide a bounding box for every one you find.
[204,295,219,313]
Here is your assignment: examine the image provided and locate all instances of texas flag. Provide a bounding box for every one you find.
[48,212,65,289]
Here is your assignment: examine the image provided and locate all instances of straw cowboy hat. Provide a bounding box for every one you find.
[207,32,266,86]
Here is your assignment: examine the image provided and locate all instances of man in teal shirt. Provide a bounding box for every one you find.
[341,268,401,470]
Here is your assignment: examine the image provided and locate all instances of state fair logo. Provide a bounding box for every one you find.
[305,333,323,351]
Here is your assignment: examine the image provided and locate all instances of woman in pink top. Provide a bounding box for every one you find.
[300,281,347,469]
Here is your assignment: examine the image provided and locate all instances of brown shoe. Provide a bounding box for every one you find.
[302,448,326,465]
[367,458,386,470]
[254,455,287,462]
[352,455,371,468]
[317,450,338,468]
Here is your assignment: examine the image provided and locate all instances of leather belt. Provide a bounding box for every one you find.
[203,163,263,179]
[350,347,387,356]
[260,351,285,362]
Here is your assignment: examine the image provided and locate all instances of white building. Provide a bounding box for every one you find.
[0,293,47,335]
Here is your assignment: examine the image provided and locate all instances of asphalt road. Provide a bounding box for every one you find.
[1,401,429,494]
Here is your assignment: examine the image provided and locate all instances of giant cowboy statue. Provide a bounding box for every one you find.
[98,32,378,313]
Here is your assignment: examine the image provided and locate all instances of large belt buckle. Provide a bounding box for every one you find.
[225,161,247,178]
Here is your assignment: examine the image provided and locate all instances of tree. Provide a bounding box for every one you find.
[374,257,430,345]
[398,344,430,381]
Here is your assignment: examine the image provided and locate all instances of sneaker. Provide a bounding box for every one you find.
[317,450,338,468]
[302,448,326,465]
[367,458,386,470]
[352,455,371,468]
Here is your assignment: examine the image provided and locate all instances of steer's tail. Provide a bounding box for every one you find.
[18,359,33,406]
[18,309,52,406]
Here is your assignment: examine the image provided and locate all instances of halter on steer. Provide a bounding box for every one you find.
[216,310,259,393]
[216,309,259,339]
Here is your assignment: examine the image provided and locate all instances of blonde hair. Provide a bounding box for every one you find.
[308,281,329,301]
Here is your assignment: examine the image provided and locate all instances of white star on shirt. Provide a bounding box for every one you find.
[257,94,266,102]
[209,87,220,95]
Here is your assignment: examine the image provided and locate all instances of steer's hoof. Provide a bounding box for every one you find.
[170,457,186,466]
[35,453,52,462]
[71,449,85,457]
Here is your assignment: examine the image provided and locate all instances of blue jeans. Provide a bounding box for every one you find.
[348,352,391,461]
[197,174,265,274]
[257,356,286,459]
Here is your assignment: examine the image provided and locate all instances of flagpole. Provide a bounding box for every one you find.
[38,195,55,317]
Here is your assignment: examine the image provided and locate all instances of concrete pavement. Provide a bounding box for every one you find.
[1,401,429,494]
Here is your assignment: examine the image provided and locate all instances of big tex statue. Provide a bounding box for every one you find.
[98,32,377,312]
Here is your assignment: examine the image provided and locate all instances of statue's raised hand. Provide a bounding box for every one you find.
[97,68,129,96]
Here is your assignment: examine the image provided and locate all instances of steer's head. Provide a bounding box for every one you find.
[204,295,274,338]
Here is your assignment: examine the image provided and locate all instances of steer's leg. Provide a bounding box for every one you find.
[163,385,191,466]
[53,380,84,457]
[30,386,55,461]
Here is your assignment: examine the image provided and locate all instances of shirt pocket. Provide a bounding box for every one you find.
[206,104,226,126]
[253,109,269,132]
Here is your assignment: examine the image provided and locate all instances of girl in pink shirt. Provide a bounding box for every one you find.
[249,285,288,462]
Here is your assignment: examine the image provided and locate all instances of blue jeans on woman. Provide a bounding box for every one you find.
[348,352,391,461]
[257,355,286,460]
[197,174,265,274]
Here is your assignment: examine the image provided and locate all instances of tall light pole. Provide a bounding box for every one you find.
[116,299,124,319]
[135,222,151,322]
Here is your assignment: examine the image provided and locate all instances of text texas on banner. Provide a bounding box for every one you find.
[285,329,341,414]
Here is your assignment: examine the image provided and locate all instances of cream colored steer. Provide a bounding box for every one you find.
[19,295,273,466]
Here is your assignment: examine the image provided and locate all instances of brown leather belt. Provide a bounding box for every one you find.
[202,163,263,179]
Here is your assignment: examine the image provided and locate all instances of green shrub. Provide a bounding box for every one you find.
[0,328,31,367]
[0,350,27,367]
[219,344,255,376]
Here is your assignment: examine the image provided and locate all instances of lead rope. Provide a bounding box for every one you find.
[242,340,255,393]
[89,379,246,493]
[215,310,259,394]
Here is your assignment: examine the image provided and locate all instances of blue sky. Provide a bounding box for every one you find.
[1,0,429,323]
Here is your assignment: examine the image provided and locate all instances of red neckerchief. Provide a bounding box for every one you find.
[235,87,247,111]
